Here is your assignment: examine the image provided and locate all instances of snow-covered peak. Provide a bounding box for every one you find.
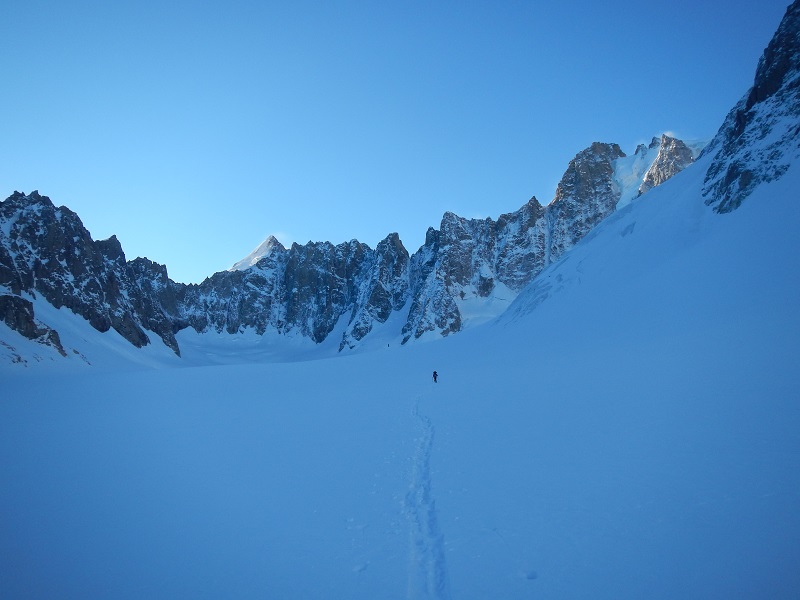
[229,235,285,271]
[613,135,708,210]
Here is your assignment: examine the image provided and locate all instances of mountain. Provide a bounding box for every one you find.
[703,0,800,212]
[0,134,700,366]
[2,4,799,597]
[637,135,698,196]
[3,0,799,367]
[0,193,183,360]
[228,235,284,272]
[3,3,800,595]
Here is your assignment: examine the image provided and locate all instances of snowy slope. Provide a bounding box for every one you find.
[2,153,799,598]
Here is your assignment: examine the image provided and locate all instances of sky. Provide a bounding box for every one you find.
[1,0,791,283]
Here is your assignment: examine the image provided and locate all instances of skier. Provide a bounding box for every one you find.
[432,370,438,383]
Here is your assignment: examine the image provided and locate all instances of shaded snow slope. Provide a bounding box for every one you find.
[2,156,799,598]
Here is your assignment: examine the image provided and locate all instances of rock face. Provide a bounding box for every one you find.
[0,294,65,356]
[639,135,696,196]
[702,0,800,212]
[339,232,409,349]
[401,198,548,343]
[0,132,698,361]
[0,191,181,356]
[400,139,632,343]
[176,235,410,350]
[546,142,626,265]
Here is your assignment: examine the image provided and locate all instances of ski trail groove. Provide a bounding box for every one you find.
[405,396,451,600]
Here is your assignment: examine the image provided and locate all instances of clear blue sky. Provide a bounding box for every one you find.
[2,0,790,283]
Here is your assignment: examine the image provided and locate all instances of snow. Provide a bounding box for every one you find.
[613,143,659,210]
[453,280,515,328]
[612,137,710,212]
[2,157,800,598]
[229,236,281,272]
[0,211,17,238]
[1,296,182,370]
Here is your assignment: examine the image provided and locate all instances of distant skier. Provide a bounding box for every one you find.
[432,370,438,383]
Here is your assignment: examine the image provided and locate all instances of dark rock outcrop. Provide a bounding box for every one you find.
[0,294,65,356]
[546,142,626,265]
[702,0,800,212]
[0,191,157,351]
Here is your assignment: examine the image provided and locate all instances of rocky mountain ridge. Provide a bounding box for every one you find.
[0,134,698,363]
[5,0,800,366]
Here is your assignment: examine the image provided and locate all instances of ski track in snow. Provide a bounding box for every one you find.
[405,393,451,600]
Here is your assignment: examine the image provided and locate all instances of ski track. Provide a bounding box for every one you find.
[405,394,451,600]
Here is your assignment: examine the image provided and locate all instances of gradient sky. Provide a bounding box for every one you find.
[2,0,791,283]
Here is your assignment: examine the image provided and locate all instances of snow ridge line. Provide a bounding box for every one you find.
[405,396,451,600]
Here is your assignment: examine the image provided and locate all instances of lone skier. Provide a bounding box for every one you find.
[432,370,438,383]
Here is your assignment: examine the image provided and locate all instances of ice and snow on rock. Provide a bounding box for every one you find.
[613,139,661,210]
[229,235,285,271]
[702,0,800,212]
